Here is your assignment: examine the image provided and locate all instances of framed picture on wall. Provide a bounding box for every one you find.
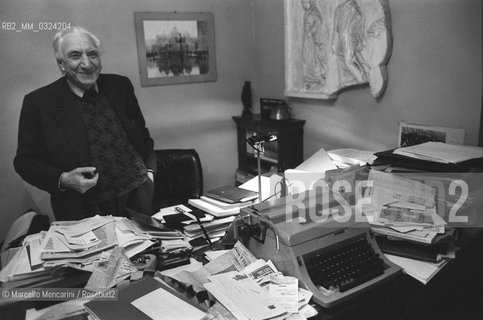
[134,12,217,87]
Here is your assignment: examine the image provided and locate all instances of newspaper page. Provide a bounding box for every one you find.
[84,246,137,291]
[40,221,118,260]
[52,215,113,237]
[206,271,285,320]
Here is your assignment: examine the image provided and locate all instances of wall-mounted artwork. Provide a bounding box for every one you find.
[134,12,217,87]
[284,0,392,99]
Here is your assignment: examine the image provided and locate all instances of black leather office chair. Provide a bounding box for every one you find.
[152,149,203,211]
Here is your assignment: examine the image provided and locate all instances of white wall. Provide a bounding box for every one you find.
[0,0,255,241]
[253,0,482,157]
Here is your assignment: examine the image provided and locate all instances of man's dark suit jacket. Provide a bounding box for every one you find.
[14,74,157,220]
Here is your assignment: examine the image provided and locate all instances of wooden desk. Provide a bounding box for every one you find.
[2,238,482,320]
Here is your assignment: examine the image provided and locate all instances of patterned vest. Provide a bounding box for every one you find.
[77,88,148,204]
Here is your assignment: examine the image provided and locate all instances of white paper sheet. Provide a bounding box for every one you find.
[394,142,483,164]
[385,254,450,284]
[239,174,283,201]
[328,148,377,166]
[206,271,285,320]
[295,147,338,172]
[269,276,299,313]
[131,288,206,320]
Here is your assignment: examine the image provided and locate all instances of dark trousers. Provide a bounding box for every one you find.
[94,179,155,217]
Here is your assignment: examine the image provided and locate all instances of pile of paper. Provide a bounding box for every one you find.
[188,197,253,218]
[182,216,235,244]
[0,215,159,288]
[360,170,449,244]
[40,216,119,269]
[151,203,233,246]
[160,241,317,320]
[370,204,446,244]
[187,184,258,218]
[328,148,377,168]
[0,233,52,287]
[358,169,459,284]
[84,246,138,291]
[393,141,483,164]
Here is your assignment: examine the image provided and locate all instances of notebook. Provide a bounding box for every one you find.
[205,185,258,204]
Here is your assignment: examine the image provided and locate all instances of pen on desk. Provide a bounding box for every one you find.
[175,206,212,246]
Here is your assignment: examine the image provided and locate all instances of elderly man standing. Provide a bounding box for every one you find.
[14,26,156,221]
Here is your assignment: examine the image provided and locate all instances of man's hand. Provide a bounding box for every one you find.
[60,167,98,193]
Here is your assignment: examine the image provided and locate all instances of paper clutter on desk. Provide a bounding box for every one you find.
[205,271,286,320]
[152,204,192,222]
[85,246,137,291]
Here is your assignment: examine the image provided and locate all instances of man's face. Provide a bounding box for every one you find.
[58,32,102,90]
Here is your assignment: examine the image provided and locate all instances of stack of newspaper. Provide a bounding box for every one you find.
[0,215,162,288]
[40,216,119,269]
[359,169,459,284]
[370,204,447,244]
[362,169,448,244]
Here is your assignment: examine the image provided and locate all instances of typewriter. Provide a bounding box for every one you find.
[235,188,402,308]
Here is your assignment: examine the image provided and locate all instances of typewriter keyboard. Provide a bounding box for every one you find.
[303,235,385,293]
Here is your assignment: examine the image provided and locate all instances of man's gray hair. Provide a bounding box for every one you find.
[52,26,102,62]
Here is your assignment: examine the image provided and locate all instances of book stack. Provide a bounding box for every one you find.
[188,185,258,218]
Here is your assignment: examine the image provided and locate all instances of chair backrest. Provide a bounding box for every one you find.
[1,210,50,252]
[153,149,203,210]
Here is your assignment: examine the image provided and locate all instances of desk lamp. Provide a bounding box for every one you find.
[246,131,278,202]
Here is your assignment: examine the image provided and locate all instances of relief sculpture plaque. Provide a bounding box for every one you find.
[284,0,392,99]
